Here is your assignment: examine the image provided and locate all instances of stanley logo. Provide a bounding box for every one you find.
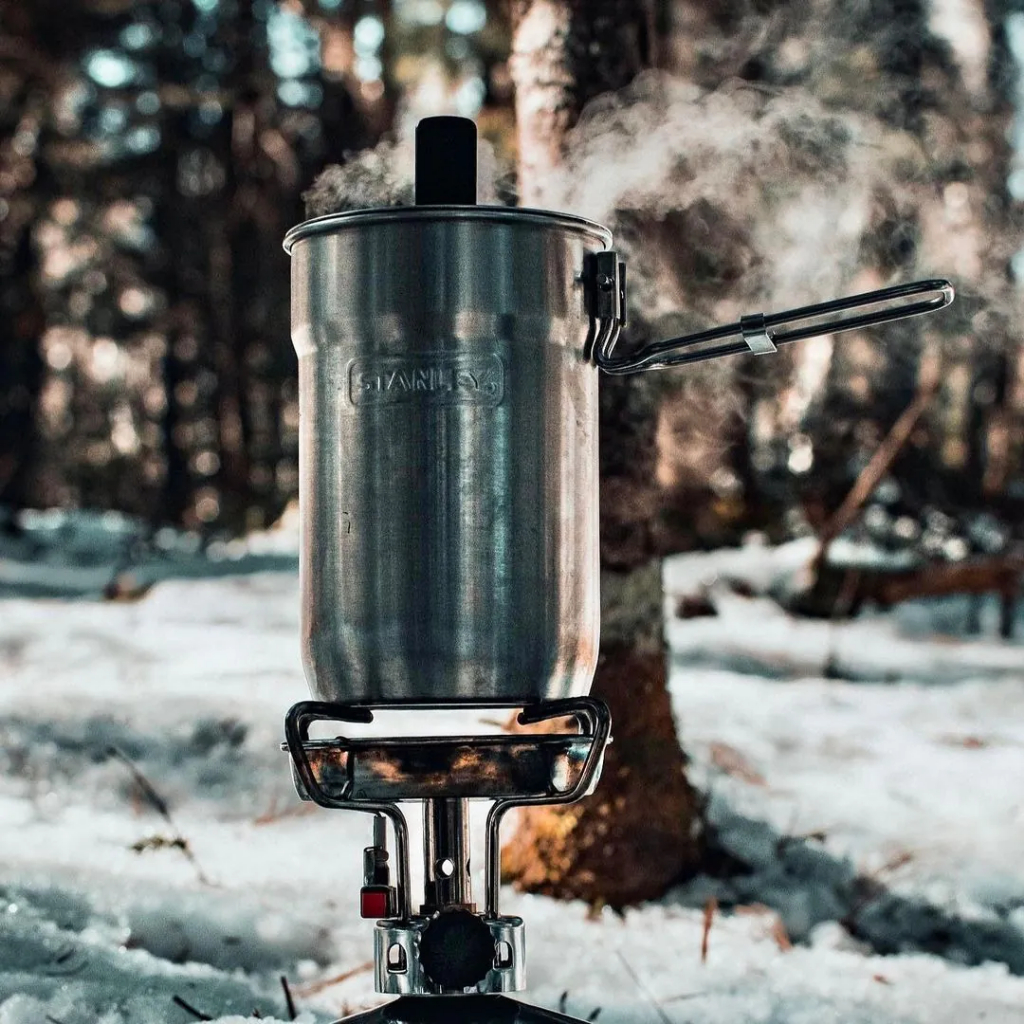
[349,353,504,407]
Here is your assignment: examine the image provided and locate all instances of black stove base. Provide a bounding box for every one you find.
[337,995,586,1024]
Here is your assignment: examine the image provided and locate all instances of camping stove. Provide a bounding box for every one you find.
[283,697,609,1021]
[281,117,953,1023]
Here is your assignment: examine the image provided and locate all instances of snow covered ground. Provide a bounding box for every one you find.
[1,523,1023,1023]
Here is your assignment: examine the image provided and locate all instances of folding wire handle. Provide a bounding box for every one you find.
[584,251,955,374]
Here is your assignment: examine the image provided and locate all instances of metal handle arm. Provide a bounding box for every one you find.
[586,258,954,374]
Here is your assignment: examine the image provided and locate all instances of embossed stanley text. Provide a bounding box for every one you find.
[348,353,504,407]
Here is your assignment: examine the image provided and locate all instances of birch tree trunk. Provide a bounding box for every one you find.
[501,0,702,908]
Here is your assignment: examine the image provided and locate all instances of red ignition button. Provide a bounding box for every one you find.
[360,886,394,919]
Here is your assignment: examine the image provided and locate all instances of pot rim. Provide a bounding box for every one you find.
[283,204,613,254]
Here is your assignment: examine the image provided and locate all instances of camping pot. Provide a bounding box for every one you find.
[284,117,953,708]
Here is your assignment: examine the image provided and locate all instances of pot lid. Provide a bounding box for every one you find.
[284,115,611,254]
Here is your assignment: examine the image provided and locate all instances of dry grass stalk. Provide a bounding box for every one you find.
[707,742,767,787]
[108,745,209,884]
[294,960,374,997]
[253,800,318,826]
[171,994,213,1020]
[280,975,297,1020]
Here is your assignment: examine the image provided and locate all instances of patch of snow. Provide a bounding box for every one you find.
[662,537,820,603]
[0,505,298,599]
[0,547,1023,1021]
[667,589,1022,682]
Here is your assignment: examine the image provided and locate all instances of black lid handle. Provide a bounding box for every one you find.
[415,116,477,206]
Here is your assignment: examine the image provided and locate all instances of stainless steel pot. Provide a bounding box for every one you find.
[286,205,608,706]
[284,117,953,708]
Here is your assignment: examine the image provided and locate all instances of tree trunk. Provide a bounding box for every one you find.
[501,0,702,908]
[0,3,49,515]
[510,0,655,206]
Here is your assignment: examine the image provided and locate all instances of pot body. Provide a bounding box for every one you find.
[287,207,611,706]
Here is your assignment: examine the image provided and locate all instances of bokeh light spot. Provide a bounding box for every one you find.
[85,50,140,89]
[354,16,385,54]
[445,0,486,35]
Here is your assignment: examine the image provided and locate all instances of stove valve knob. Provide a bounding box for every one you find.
[360,816,396,919]
[419,909,496,990]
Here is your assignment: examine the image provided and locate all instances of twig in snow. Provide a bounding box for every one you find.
[558,991,569,1013]
[281,975,298,1020]
[478,716,518,732]
[131,834,190,854]
[872,849,915,878]
[734,903,793,952]
[108,745,171,820]
[253,800,317,826]
[48,945,86,977]
[587,1008,602,1022]
[701,896,717,963]
[663,991,708,1003]
[109,745,210,885]
[843,855,913,923]
[770,917,792,951]
[172,994,213,1020]
[707,742,766,787]
[103,571,153,602]
[45,1016,67,1024]
[294,960,374,996]
[937,734,988,749]
[616,951,673,1024]
[776,829,828,853]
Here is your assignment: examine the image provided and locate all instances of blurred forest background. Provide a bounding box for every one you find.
[2,0,1024,564]
[1,0,1024,920]
[0,0,513,535]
